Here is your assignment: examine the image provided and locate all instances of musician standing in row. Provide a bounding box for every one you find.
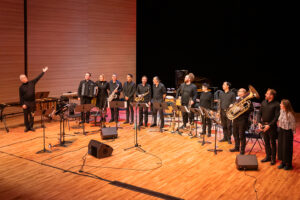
[123,74,136,124]
[176,73,197,129]
[108,74,122,123]
[258,89,280,165]
[199,83,213,137]
[150,76,167,132]
[95,74,109,121]
[19,66,48,132]
[219,81,236,144]
[230,88,252,154]
[137,76,151,128]
[78,72,95,123]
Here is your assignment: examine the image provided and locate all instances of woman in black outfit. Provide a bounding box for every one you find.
[277,99,296,170]
[95,74,109,121]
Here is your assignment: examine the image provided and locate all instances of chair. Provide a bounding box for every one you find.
[245,130,265,154]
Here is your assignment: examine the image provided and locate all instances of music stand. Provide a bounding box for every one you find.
[109,101,126,129]
[206,109,223,154]
[170,104,182,135]
[35,107,54,154]
[152,102,169,132]
[124,102,148,152]
[193,107,212,145]
[74,104,93,135]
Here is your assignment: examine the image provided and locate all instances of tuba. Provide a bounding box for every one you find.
[226,85,260,121]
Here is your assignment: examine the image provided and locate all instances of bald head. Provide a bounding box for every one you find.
[238,88,246,98]
[19,74,28,83]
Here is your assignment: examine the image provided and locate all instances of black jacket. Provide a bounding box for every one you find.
[199,91,213,109]
[123,81,136,101]
[95,81,109,98]
[108,80,123,98]
[19,72,44,105]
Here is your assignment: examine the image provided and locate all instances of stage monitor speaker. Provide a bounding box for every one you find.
[101,127,118,140]
[88,140,113,158]
[236,154,258,170]
[175,70,188,89]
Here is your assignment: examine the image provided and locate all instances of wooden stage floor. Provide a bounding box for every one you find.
[0,113,300,200]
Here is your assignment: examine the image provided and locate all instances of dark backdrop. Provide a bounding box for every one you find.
[137,0,298,111]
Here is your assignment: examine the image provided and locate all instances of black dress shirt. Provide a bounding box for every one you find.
[176,83,197,105]
[199,91,213,109]
[258,99,280,127]
[19,72,44,105]
[152,82,166,102]
[219,90,236,110]
[95,81,109,98]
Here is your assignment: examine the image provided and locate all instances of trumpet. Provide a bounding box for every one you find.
[226,85,260,121]
[135,90,149,102]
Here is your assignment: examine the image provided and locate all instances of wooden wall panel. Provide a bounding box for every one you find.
[0,0,24,103]
[27,0,88,98]
[28,0,136,98]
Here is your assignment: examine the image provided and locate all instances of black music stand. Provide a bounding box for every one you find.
[109,101,126,129]
[35,107,54,154]
[193,108,212,145]
[124,102,148,152]
[74,104,93,135]
[152,102,169,132]
[171,104,182,135]
[207,112,223,154]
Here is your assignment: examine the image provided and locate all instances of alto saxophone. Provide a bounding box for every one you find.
[107,84,119,102]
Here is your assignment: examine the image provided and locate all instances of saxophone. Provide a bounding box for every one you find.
[107,84,119,102]
[135,90,149,102]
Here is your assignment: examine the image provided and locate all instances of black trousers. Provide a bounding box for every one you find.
[201,115,212,135]
[110,98,119,122]
[233,118,247,152]
[97,96,107,109]
[220,109,232,141]
[152,103,164,128]
[23,102,35,130]
[262,126,277,161]
[182,103,194,125]
[97,96,107,122]
[139,105,149,126]
[278,127,294,166]
[80,96,92,123]
[125,99,134,123]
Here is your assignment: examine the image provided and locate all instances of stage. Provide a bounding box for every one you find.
[0,112,299,200]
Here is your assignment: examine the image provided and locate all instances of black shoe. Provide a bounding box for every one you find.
[30,128,35,132]
[284,165,293,170]
[130,122,133,125]
[150,123,157,127]
[230,148,239,152]
[261,157,271,162]
[24,128,30,132]
[228,140,232,144]
[240,151,245,155]
[79,121,84,124]
[207,133,211,137]
[278,163,285,169]
[109,119,114,123]
[219,138,227,142]
[270,160,276,165]
[123,121,129,124]
[179,125,186,129]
